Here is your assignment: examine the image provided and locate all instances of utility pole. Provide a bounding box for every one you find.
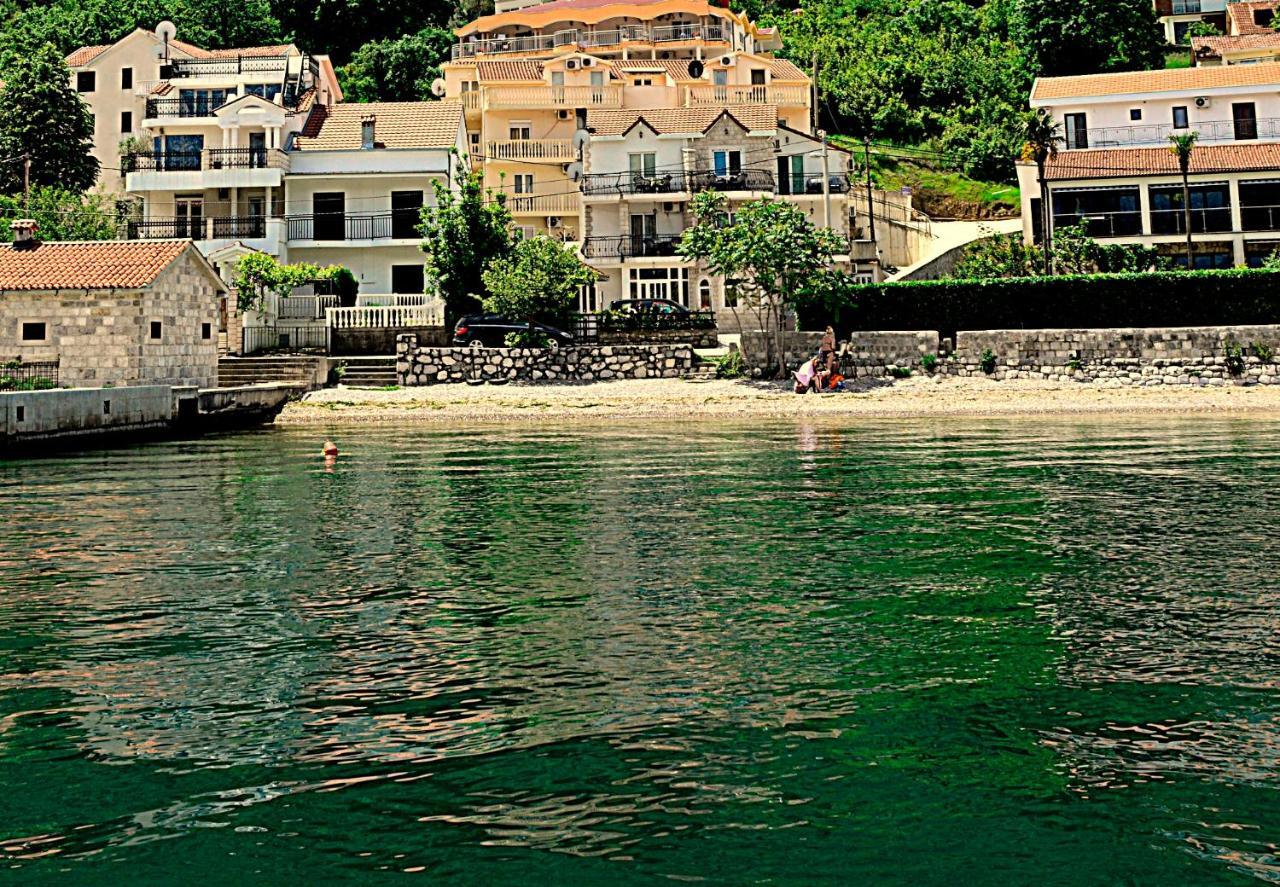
[863,137,877,251]
[818,129,831,231]
[811,51,819,133]
[22,154,31,212]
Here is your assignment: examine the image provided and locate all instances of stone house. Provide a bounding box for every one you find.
[0,227,224,388]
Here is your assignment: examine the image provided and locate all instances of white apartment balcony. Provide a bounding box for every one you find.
[487,139,578,162]
[1073,117,1280,149]
[581,168,776,197]
[450,24,729,59]
[484,85,623,109]
[165,55,293,77]
[507,193,581,215]
[125,215,286,255]
[685,84,810,107]
[123,148,289,191]
[285,210,423,245]
[581,233,684,262]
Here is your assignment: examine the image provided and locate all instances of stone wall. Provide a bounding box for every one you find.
[742,330,939,377]
[596,327,719,349]
[397,335,694,385]
[946,326,1280,385]
[331,325,448,356]
[0,385,173,443]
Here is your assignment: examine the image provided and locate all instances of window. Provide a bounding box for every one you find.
[513,174,534,194]
[201,322,212,340]
[21,322,46,341]
[178,88,230,115]
[1256,8,1275,27]
[120,67,133,90]
[628,267,690,306]
[698,278,712,310]
[1239,180,1280,231]
[244,84,282,101]
[629,152,657,178]
[1052,187,1142,238]
[76,71,95,93]
[1063,113,1088,149]
[724,278,740,308]
[750,69,766,85]
[391,265,425,294]
[15,406,23,423]
[103,400,111,416]
[1149,182,1232,234]
[120,111,132,133]
[1130,108,1142,121]
[1233,102,1258,140]
[391,190,424,239]
[150,321,163,340]
[713,150,742,177]
[633,78,653,86]
[1173,106,1189,130]
[509,122,531,140]
[313,193,345,240]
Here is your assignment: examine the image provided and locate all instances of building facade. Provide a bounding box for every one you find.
[1019,62,1280,267]
[1154,0,1229,46]
[1191,0,1280,65]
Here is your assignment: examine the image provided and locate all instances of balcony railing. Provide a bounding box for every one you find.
[487,139,577,161]
[326,305,441,329]
[691,168,775,192]
[485,85,623,108]
[278,294,338,320]
[145,97,221,118]
[1149,206,1233,235]
[168,55,291,77]
[686,85,810,106]
[1080,118,1280,148]
[1241,204,1280,231]
[1051,210,1144,238]
[507,193,581,214]
[451,24,728,59]
[123,149,288,174]
[287,211,421,241]
[582,234,683,260]
[582,171,688,195]
[127,216,273,241]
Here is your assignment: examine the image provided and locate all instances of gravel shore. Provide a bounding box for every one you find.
[277,375,1280,425]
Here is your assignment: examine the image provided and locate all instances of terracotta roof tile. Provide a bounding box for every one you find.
[587,104,777,136]
[768,58,808,81]
[1044,142,1280,180]
[1228,0,1280,34]
[293,101,463,150]
[615,59,700,80]
[65,44,111,67]
[0,240,192,291]
[1193,32,1280,55]
[476,60,545,81]
[169,39,295,59]
[1033,61,1280,100]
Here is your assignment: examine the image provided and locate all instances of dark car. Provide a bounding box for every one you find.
[452,314,575,349]
[608,298,690,316]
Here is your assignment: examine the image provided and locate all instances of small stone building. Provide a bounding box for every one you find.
[0,228,224,388]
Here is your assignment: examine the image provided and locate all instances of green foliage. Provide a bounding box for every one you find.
[232,253,355,312]
[421,164,514,327]
[801,269,1280,340]
[979,349,997,374]
[0,185,117,240]
[0,375,57,390]
[890,366,912,379]
[715,349,747,379]
[1252,341,1274,363]
[481,235,594,336]
[1224,340,1245,376]
[274,0,458,65]
[953,224,1159,279]
[338,27,453,101]
[920,353,938,373]
[1183,20,1221,43]
[1012,0,1164,77]
[0,43,97,193]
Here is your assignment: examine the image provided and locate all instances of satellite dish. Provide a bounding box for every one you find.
[687,58,704,79]
[572,129,589,155]
[155,20,177,42]
[430,78,447,97]
[565,161,583,182]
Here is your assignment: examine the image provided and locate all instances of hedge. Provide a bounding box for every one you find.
[800,269,1280,339]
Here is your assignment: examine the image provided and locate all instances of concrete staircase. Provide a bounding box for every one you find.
[684,354,719,381]
[338,356,398,388]
[217,356,326,389]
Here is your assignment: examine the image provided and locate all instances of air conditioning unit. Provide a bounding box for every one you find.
[1195,96,1212,109]
[558,109,570,120]
[663,201,676,212]
[548,215,563,227]
[720,56,733,66]
[582,57,595,67]
[566,58,579,70]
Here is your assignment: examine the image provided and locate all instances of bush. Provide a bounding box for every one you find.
[920,353,938,373]
[1252,341,1274,363]
[890,366,912,379]
[1225,340,1245,376]
[801,268,1280,339]
[980,349,997,374]
[716,349,747,379]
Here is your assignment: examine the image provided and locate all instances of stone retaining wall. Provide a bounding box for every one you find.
[597,327,719,349]
[742,330,938,378]
[397,335,694,385]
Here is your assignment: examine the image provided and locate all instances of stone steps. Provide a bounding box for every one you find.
[337,356,397,388]
[217,356,325,388]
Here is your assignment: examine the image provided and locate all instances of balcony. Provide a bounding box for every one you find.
[286,211,422,242]
[582,169,775,196]
[1051,210,1144,238]
[487,139,577,161]
[1078,118,1280,149]
[506,193,581,215]
[484,85,623,109]
[1171,0,1226,13]
[685,85,810,107]
[450,24,728,59]
[124,148,288,191]
[691,168,775,193]
[167,55,290,77]
[582,233,683,260]
[125,215,285,251]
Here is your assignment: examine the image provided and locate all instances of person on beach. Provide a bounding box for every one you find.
[819,326,836,371]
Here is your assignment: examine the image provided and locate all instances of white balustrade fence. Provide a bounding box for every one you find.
[326,304,442,329]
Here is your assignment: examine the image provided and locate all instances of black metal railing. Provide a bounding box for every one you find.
[582,234,684,260]
[689,168,776,192]
[206,148,270,169]
[212,216,267,238]
[1052,210,1144,238]
[0,359,59,390]
[286,212,401,241]
[242,325,329,355]
[596,309,716,332]
[123,151,202,172]
[1149,207,1233,235]
[581,171,688,195]
[145,97,237,118]
[169,56,290,77]
[127,218,203,239]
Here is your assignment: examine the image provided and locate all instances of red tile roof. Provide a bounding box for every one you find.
[476,60,545,81]
[1044,142,1280,180]
[1193,32,1280,55]
[0,240,193,291]
[587,104,777,136]
[1228,0,1280,34]
[65,44,111,67]
[293,101,463,150]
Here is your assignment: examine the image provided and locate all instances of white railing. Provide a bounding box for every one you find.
[326,305,441,329]
[451,24,730,58]
[485,85,624,109]
[354,293,434,308]
[685,85,811,106]
[488,139,577,161]
[507,193,581,215]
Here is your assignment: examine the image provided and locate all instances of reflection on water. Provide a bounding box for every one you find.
[1,420,1280,883]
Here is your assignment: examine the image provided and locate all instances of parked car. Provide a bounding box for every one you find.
[607,298,690,316]
[452,314,575,349]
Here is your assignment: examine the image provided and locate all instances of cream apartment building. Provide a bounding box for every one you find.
[1019,62,1280,267]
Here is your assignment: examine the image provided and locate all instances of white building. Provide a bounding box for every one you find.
[1019,61,1280,267]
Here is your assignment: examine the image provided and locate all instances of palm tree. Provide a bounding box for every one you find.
[1168,132,1199,271]
[1020,109,1064,276]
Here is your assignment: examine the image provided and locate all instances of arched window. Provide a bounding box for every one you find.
[698,278,712,310]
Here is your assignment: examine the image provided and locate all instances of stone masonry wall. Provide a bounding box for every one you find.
[742,330,939,378]
[597,327,719,349]
[397,335,694,385]
[946,326,1280,385]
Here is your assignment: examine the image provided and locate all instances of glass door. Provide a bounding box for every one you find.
[1234,102,1258,140]
[175,197,203,239]
[248,131,267,168]
[313,193,345,240]
[630,213,656,256]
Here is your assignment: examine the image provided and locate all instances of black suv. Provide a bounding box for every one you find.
[452,314,575,349]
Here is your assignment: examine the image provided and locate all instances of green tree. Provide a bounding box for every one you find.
[481,236,594,346]
[679,191,843,378]
[1014,0,1164,77]
[0,43,97,194]
[0,186,117,240]
[338,28,453,102]
[232,252,354,312]
[420,164,514,327]
[953,223,1159,279]
[1020,108,1063,275]
[1168,131,1199,270]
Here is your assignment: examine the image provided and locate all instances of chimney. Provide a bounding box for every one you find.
[10,219,39,251]
[361,115,376,150]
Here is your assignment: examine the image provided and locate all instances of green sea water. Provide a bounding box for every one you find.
[1,419,1279,884]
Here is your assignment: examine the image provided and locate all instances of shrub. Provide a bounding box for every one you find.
[800,268,1280,339]
[716,349,747,379]
[1225,340,1246,376]
[980,349,997,374]
[890,366,912,379]
[920,353,938,373]
[1252,341,1274,363]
